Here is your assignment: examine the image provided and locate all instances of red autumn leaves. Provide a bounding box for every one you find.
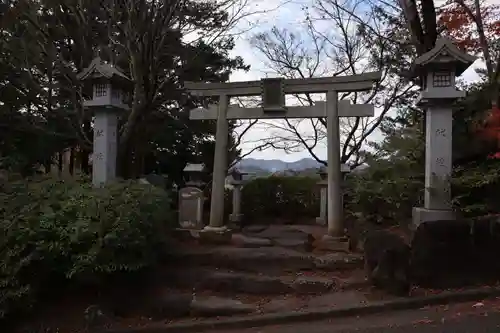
[438,0,500,53]
[438,1,500,158]
[482,106,500,159]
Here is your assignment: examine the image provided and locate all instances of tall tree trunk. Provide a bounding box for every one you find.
[58,152,63,174]
[80,121,91,174]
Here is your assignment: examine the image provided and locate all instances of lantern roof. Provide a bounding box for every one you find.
[183,163,206,173]
[410,38,477,77]
[77,57,132,84]
[228,166,248,175]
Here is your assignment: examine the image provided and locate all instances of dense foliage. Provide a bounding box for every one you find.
[0,175,173,319]
[0,0,246,182]
[240,176,320,220]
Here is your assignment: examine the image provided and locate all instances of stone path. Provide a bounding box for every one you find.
[156,224,373,320]
[107,288,388,322]
[171,246,363,273]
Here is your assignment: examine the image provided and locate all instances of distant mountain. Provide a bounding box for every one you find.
[236,158,323,173]
[235,158,371,175]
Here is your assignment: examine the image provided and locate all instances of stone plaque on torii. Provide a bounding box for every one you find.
[185,73,381,246]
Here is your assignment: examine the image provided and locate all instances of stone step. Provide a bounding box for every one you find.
[170,246,364,274]
[164,268,369,295]
[175,226,315,252]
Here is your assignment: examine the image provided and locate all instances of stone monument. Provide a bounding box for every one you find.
[178,163,206,229]
[411,38,476,227]
[77,57,132,187]
[316,164,351,226]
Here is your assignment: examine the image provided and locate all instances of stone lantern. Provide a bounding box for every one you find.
[316,164,350,225]
[183,163,206,188]
[77,57,132,187]
[227,167,248,225]
[410,38,476,227]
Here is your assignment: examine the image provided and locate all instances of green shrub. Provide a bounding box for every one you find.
[452,159,500,217]
[344,169,424,225]
[0,175,174,319]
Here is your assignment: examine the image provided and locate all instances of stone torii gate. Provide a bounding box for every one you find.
[185,73,381,246]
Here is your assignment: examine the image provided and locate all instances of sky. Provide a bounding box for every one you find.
[223,0,485,162]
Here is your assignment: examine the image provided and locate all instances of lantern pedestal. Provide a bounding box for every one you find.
[92,109,119,186]
[412,207,456,229]
[227,168,249,229]
[229,181,243,223]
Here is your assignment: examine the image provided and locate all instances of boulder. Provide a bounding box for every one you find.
[410,219,472,288]
[364,230,411,296]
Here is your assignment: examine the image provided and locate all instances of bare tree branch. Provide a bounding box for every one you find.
[249,0,415,166]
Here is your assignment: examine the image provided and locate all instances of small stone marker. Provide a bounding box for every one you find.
[178,186,204,229]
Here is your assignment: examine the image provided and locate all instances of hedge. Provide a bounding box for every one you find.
[0,174,174,319]
[217,160,500,226]
[239,176,320,221]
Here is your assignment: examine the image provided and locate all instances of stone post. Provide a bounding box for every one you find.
[325,90,343,237]
[204,95,232,238]
[228,167,248,228]
[316,164,351,226]
[92,110,119,186]
[230,181,243,223]
[411,38,476,227]
[321,90,349,250]
[316,181,328,226]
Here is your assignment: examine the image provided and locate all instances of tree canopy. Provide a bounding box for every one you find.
[1,0,249,183]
